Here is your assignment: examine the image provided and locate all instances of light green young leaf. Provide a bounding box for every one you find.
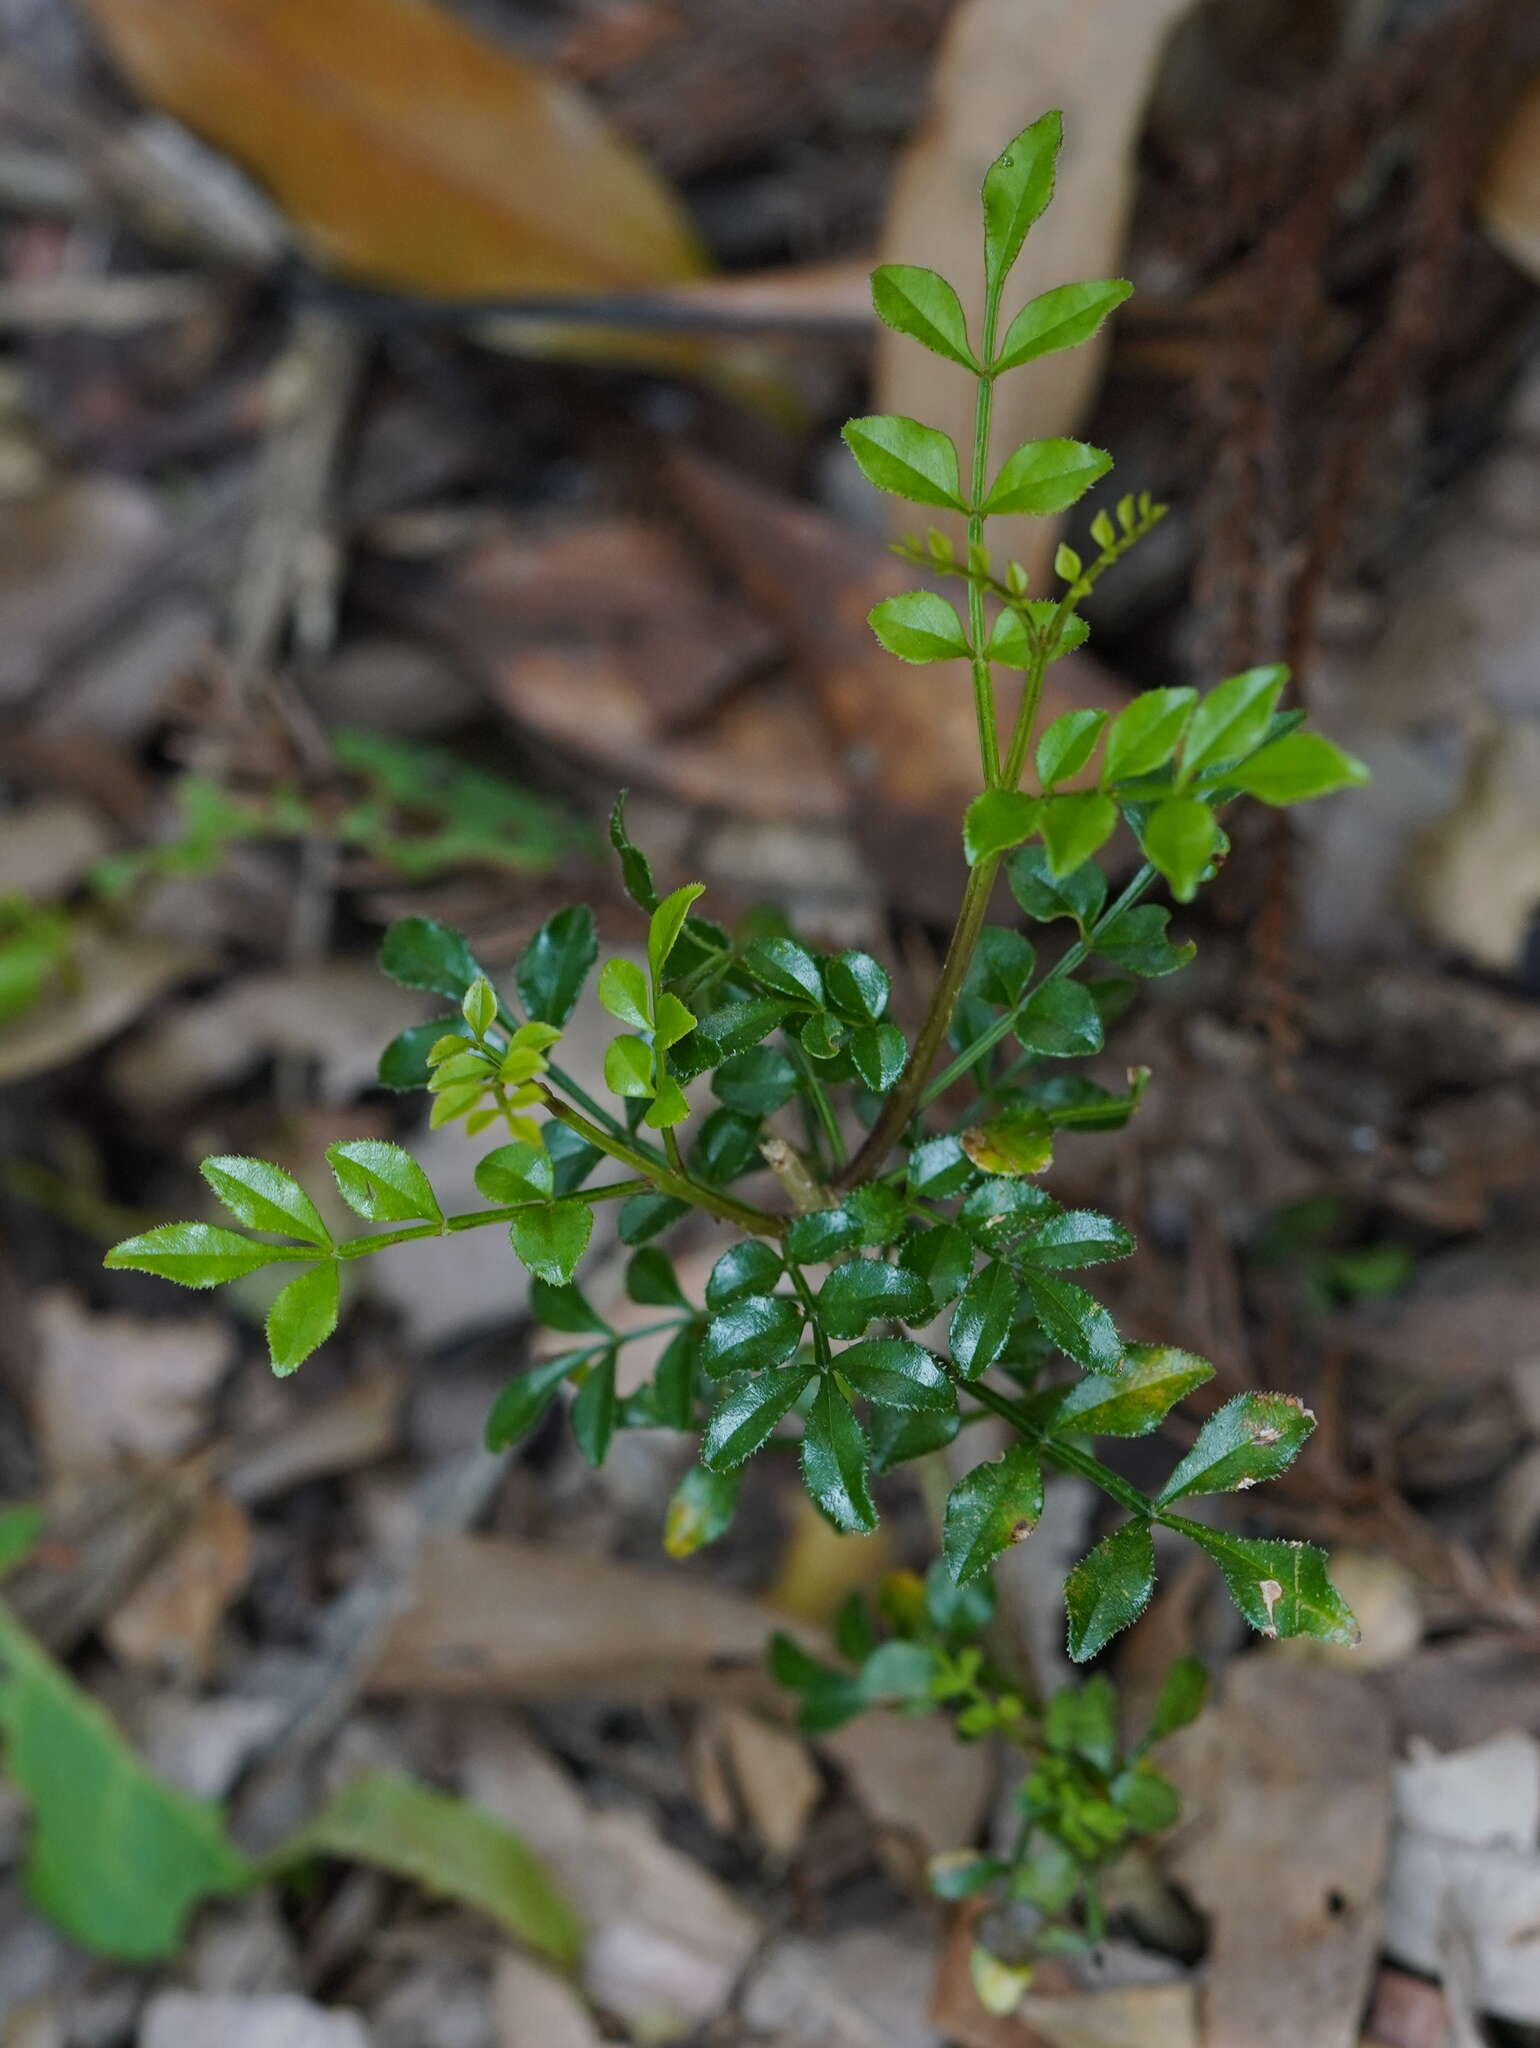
[1040,792,1117,877]
[817,1258,931,1340]
[643,1073,691,1129]
[963,789,1041,866]
[484,1353,579,1450]
[648,883,706,986]
[801,1378,877,1534]
[1169,1521,1358,1645]
[598,957,651,1030]
[703,1361,815,1471]
[1156,1391,1315,1506]
[868,590,970,663]
[474,1141,555,1205]
[1181,664,1288,779]
[1223,729,1370,804]
[843,415,965,511]
[664,1465,742,1557]
[509,1199,593,1286]
[1037,708,1107,789]
[652,992,697,1050]
[960,1106,1054,1178]
[200,1157,330,1247]
[701,1295,804,1378]
[1065,1520,1155,1661]
[1140,795,1220,903]
[985,602,1089,669]
[835,1337,954,1412]
[604,1033,654,1098]
[949,1259,1018,1378]
[994,278,1133,371]
[984,438,1112,518]
[104,1222,300,1288]
[1050,1343,1213,1438]
[328,1139,443,1224]
[461,975,497,1037]
[378,915,484,1001]
[981,110,1062,290]
[871,263,978,370]
[943,1444,1043,1585]
[1022,1270,1122,1373]
[1103,688,1196,782]
[516,903,597,1026]
[1015,976,1104,1058]
[278,1774,580,1967]
[266,1259,340,1377]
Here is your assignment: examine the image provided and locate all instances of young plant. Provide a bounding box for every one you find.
[106,113,1366,1961]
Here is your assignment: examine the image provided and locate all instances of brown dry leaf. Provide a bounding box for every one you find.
[699,1707,823,1863]
[1166,1656,1392,2048]
[1409,721,1540,972]
[0,801,110,901]
[0,929,211,1085]
[875,0,1195,584]
[103,1486,251,1677]
[139,1993,369,2048]
[83,0,703,300]
[822,1705,993,1881]
[1481,74,1540,282]
[493,1953,604,2048]
[31,1288,231,1480]
[0,478,167,707]
[368,1535,799,1702]
[224,1370,403,1506]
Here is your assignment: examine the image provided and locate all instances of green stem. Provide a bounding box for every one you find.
[964,1376,1157,1523]
[335,1179,651,1260]
[793,1045,845,1168]
[538,1088,784,1239]
[966,281,1005,786]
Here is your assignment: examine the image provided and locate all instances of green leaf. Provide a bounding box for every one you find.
[462,976,497,1037]
[530,1277,607,1333]
[706,1240,785,1311]
[906,1222,975,1313]
[1093,904,1194,978]
[104,1222,297,1288]
[802,1379,877,1534]
[817,1259,931,1340]
[1139,796,1219,904]
[485,1354,580,1450]
[0,1594,253,1958]
[1224,729,1370,804]
[860,1639,938,1707]
[1017,1210,1133,1270]
[1103,688,1196,783]
[200,1156,329,1246]
[713,1045,798,1116]
[986,602,1089,668]
[618,1191,689,1244]
[516,904,597,1026]
[1023,1270,1122,1373]
[326,1140,442,1228]
[703,1362,815,1470]
[1041,793,1118,878]
[825,950,891,1021]
[701,1295,804,1378]
[961,1105,1054,1178]
[377,1017,456,1090]
[604,1033,654,1098]
[850,1023,908,1094]
[621,1247,685,1310]
[474,1141,555,1206]
[870,1404,962,1473]
[1156,1391,1315,1506]
[972,927,1035,1006]
[800,1011,846,1061]
[982,110,1061,290]
[1037,709,1107,789]
[673,998,791,1081]
[651,1323,699,1430]
[648,883,706,985]
[1182,665,1288,779]
[963,789,1041,866]
[835,1337,954,1412]
[598,958,651,1030]
[609,791,659,912]
[663,1465,741,1557]
[509,1200,593,1286]
[1112,1763,1180,1834]
[985,438,1112,518]
[943,1445,1043,1585]
[994,278,1133,371]
[280,1773,579,1968]
[378,916,483,1001]
[571,1350,617,1466]
[653,992,696,1050]
[1147,1655,1209,1743]
[1051,1344,1213,1438]
[1170,1522,1358,1645]
[1015,977,1104,1058]
[908,1134,973,1199]
[1007,842,1106,928]
[843,414,965,512]
[266,1259,340,1377]
[871,262,978,369]
[743,936,824,1006]
[690,1106,759,1178]
[1065,1521,1156,1662]
[1045,1671,1119,1768]
[950,1260,1018,1378]
[868,590,970,663]
[960,1177,1056,1250]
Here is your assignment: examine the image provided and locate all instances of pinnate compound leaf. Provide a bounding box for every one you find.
[963,789,1041,866]
[648,883,705,985]
[484,1353,579,1450]
[982,111,1062,289]
[985,438,1112,518]
[1037,709,1107,789]
[843,415,965,511]
[279,1773,579,1967]
[664,1465,741,1557]
[1224,729,1370,804]
[836,1337,954,1413]
[105,1222,298,1288]
[200,1156,329,1246]
[266,1259,340,1376]
[801,1378,877,1534]
[1023,1270,1122,1373]
[1015,976,1104,1058]
[1051,1343,1213,1438]
[961,1105,1054,1177]
[1103,687,1196,782]
[950,1260,1018,1378]
[330,1139,443,1223]
[868,588,970,663]
[1155,1391,1315,1506]
[1140,795,1219,903]
[516,904,597,1025]
[703,1362,815,1470]
[1169,1521,1358,1645]
[379,915,484,1000]
[509,1199,592,1285]
[871,263,978,368]
[817,1259,931,1340]
[994,277,1132,371]
[1065,1520,1155,1662]
[701,1295,803,1378]
[1182,664,1288,779]
[943,1444,1043,1585]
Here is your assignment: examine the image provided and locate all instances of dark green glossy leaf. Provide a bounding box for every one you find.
[625,1247,689,1308]
[1155,1391,1315,1506]
[870,1403,962,1473]
[843,414,965,511]
[663,1464,740,1556]
[377,1017,455,1090]
[618,1191,689,1244]
[609,791,658,912]
[570,1350,617,1466]
[982,110,1061,290]
[836,1338,953,1412]
[986,438,1111,518]
[1050,1343,1212,1438]
[378,916,483,1001]
[799,1011,846,1061]
[701,1295,803,1378]
[691,1108,763,1185]
[713,1045,798,1116]
[201,1156,329,1246]
[509,1199,592,1286]
[474,1141,554,1206]
[266,1259,340,1376]
[652,1323,700,1431]
[963,789,1041,866]
[516,905,597,1026]
[849,1022,908,1094]
[817,1258,931,1340]
[1182,665,1288,779]
[484,1353,577,1450]
[1169,1520,1358,1645]
[801,1378,877,1533]
[784,1207,860,1264]
[1007,842,1106,928]
[972,926,1035,1007]
[1093,904,1194,978]
[905,1223,975,1313]
[529,1277,608,1335]
[825,950,891,1022]
[871,263,978,369]
[959,1177,1056,1249]
[994,277,1132,371]
[706,1240,784,1310]
[1015,977,1104,1058]
[1065,1521,1155,1662]
[543,1123,602,1195]
[868,590,970,663]
[703,1362,815,1470]
[1017,1210,1133,1270]
[673,998,791,1081]
[908,1133,973,1199]
[742,937,824,1006]
[943,1444,1043,1585]
[1023,1270,1122,1373]
[104,1222,297,1288]
[950,1260,1018,1378]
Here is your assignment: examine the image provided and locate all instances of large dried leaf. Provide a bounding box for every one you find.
[83,0,704,299]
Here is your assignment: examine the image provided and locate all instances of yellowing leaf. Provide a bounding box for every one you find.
[83,0,705,299]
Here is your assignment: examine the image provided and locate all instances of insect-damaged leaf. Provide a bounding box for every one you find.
[943,1445,1043,1585]
[1155,1392,1315,1506]
[1169,1521,1358,1646]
